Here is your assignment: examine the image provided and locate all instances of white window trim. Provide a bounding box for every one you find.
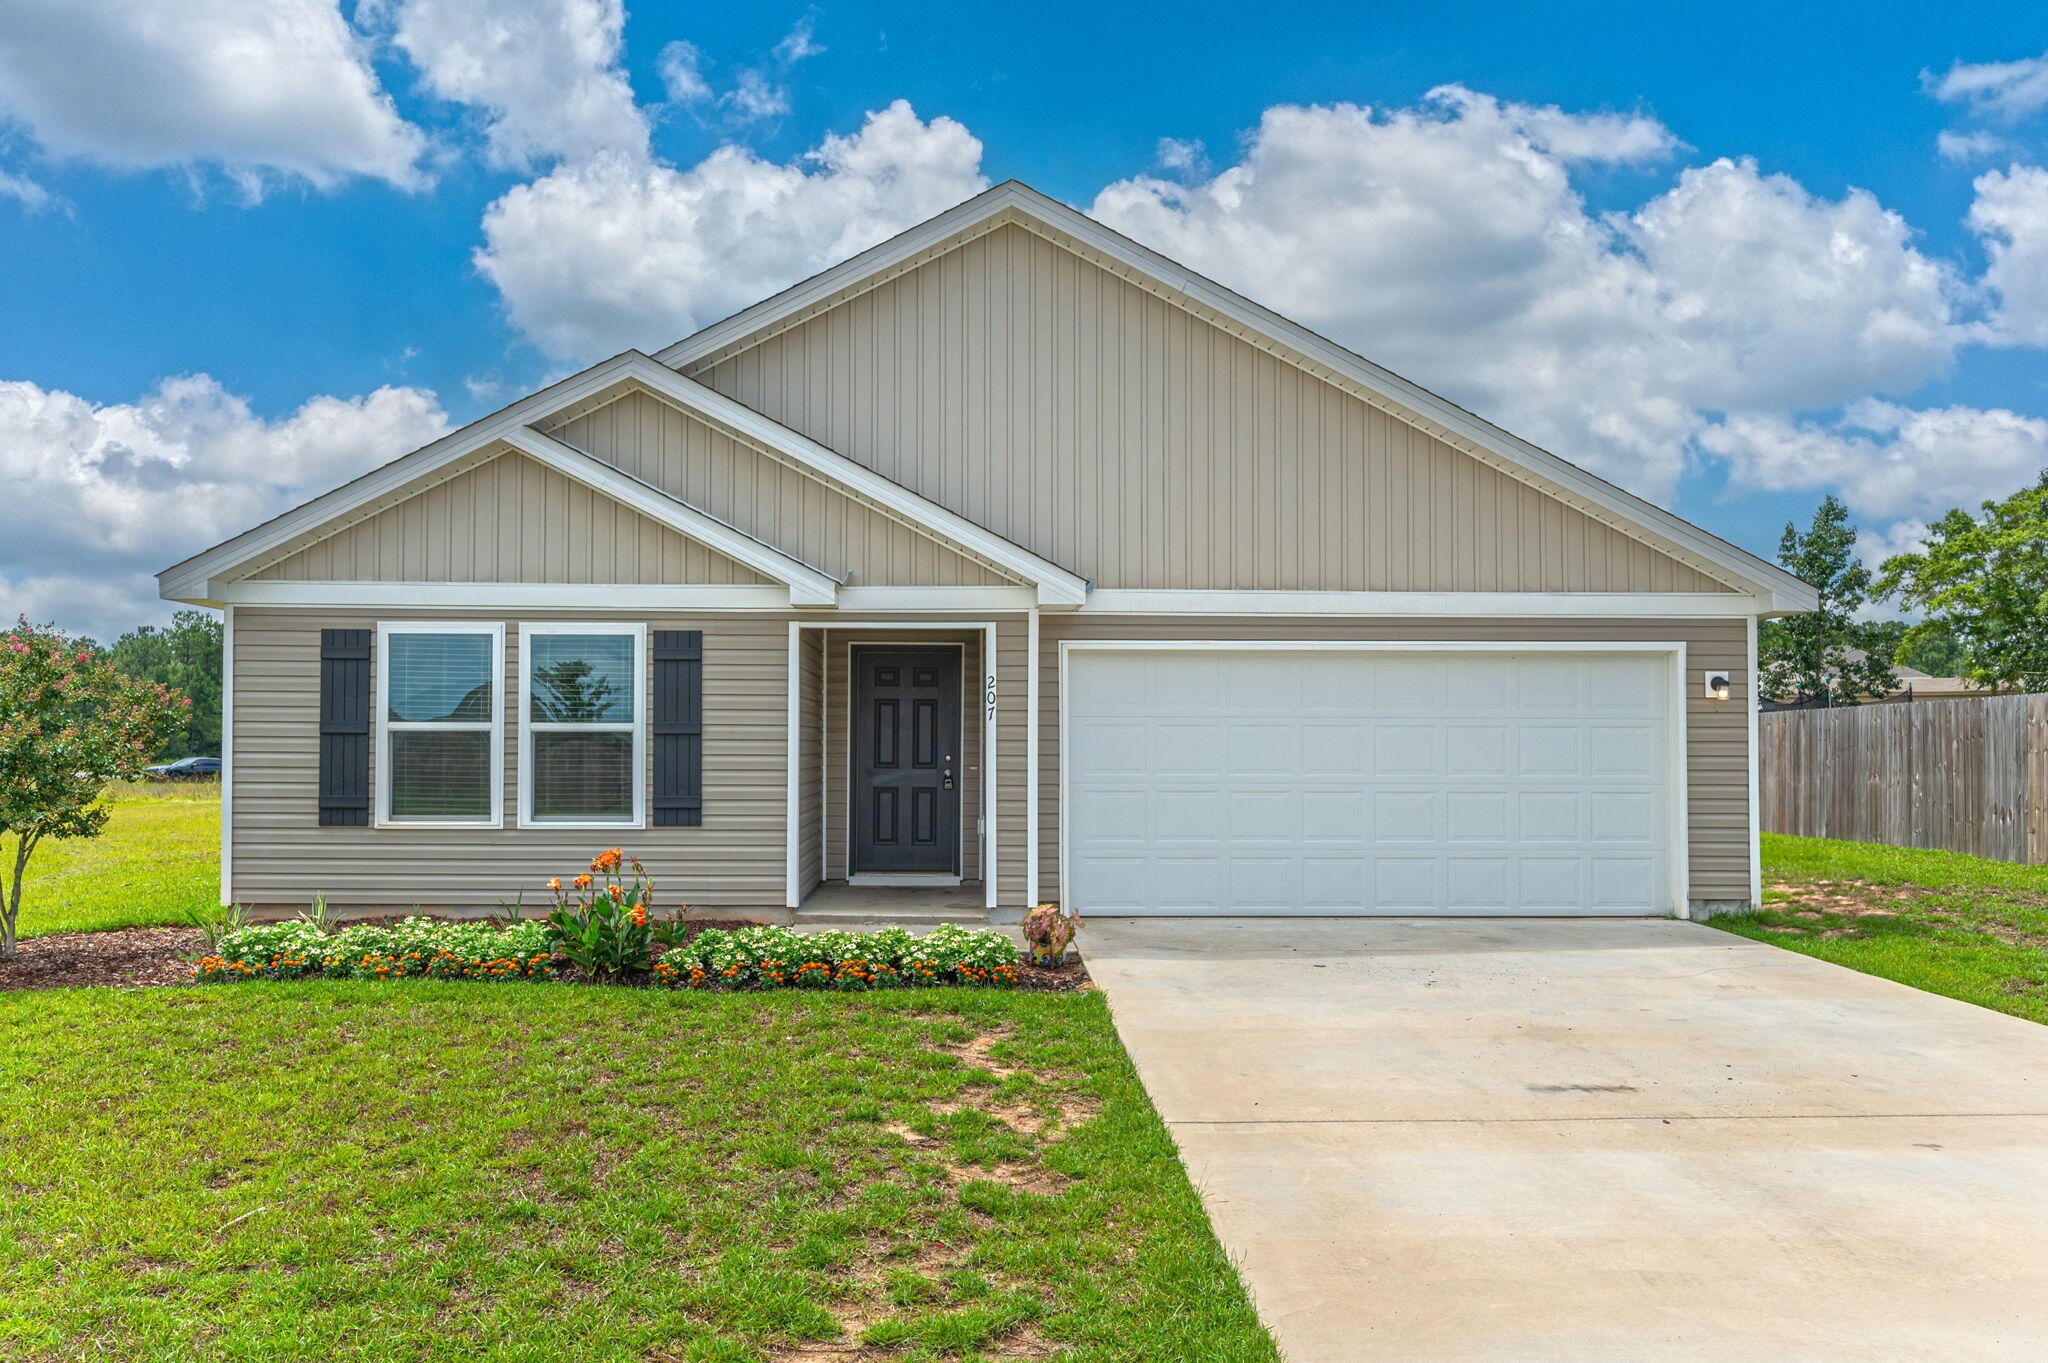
[517,622,648,830]
[375,621,505,829]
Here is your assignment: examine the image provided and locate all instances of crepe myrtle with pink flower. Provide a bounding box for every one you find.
[1,617,186,958]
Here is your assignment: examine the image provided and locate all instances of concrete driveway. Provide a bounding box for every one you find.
[1085,918,2048,1362]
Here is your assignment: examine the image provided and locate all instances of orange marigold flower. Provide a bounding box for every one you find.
[547,877,562,892]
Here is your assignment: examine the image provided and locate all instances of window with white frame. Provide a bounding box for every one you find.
[521,625,645,826]
[378,624,503,825]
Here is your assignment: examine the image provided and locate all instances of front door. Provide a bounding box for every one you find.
[851,646,962,874]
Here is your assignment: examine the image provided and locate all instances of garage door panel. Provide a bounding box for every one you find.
[1228,723,1299,776]
[1373,857,1443,909]
[1302,790,1368,842]
[1154,723,1224,776]
[1066,648,1676,917]
[1445,791,1512,842]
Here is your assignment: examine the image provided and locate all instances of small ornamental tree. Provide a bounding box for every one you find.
[0,618,186,958]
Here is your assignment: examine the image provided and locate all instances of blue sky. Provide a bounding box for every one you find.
[3,1,2047,637]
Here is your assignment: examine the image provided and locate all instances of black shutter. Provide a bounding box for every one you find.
[318,629,372,827]
[651,630,703,827]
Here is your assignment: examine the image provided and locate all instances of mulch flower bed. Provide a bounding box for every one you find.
[0,927,211,992]
[1,918,1093,994]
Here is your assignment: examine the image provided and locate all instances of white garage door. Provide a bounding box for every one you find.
[1063,648,1677,916]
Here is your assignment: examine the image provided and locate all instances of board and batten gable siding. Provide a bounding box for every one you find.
[688,223,1736,598]
[543,391,1017,588]
[230,608,789,908]
[1030,615,1754,905]
[248,451,773,586]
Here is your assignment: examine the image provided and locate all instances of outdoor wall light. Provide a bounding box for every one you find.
[1703,671,1731,700]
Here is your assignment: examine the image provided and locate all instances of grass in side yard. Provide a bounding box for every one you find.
[0,982,1277,1363]
[10,781,219,939]
[1710,833,2048,1025]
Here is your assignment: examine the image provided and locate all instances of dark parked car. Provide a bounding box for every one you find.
[144,756,222,781]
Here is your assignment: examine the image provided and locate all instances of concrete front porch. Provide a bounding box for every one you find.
[791,881,1003,927]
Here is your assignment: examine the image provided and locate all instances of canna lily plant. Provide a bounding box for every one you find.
[543,848,678,981]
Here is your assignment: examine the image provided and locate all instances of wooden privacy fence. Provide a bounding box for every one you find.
[1759,694,2048,863]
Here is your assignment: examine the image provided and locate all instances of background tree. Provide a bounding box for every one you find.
[1758,495,1900,705]
[1877,471,2048,693]
[105,610,223,759]
[0,619,185,958]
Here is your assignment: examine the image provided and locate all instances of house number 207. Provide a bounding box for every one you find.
[984,674,997,721]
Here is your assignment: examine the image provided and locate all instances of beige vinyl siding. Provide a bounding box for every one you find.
[797,628,824,897]
[821,630,983,883]
[1031,615,1753,904]
[545,391,1016,588]
[231,608,788,908]
[691,223,1731,596]
[249,452,773,586]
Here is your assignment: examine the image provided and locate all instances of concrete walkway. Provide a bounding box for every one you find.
[1084,918,2048,1362]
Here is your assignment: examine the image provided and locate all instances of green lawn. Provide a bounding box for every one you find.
[11,780,220,939]
[0,983,1274,1362]
[1712,833,2048,1024]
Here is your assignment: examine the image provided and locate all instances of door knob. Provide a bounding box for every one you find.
[943,767,955,790]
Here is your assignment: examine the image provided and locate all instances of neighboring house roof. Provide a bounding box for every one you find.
[657,181,1817,613]
[163,181,1815,615]
[159,351,1089,608]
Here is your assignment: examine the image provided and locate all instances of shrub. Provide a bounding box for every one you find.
[654,923,1018,992]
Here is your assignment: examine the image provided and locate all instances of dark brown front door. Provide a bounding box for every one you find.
[851,646,961,874]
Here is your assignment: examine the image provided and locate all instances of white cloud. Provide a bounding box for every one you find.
[1155,136,1207,174]
[1927,51,2048,121]
[658,40,711,105]
[773,16,825,64]
[1855,516,1933,572]
[475,99,988,359]
[1090,89,1959,503]
[0,166,46,208]
[1700,400,2048,520]
[0,375,449,638]
[371,0,645,170]
[0,0,425,192]
[724,69,792,123]
[1969,164,2048,346]
[1936,129,2006,162]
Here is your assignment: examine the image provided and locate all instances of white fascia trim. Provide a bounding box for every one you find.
[204,582,796,610]
[657,183,1812,612]
[502,424,840,605]
[159,351,657,601]
[1081,589,1773,618]
[615,355,1088,607]
[837,586,1037,611]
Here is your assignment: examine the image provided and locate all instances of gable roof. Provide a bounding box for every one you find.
[657,181,1817,612]
[160,350,1089,608]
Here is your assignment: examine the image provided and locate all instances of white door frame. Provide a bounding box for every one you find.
[1056,640,1692,916]
[789,621,1000,910]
